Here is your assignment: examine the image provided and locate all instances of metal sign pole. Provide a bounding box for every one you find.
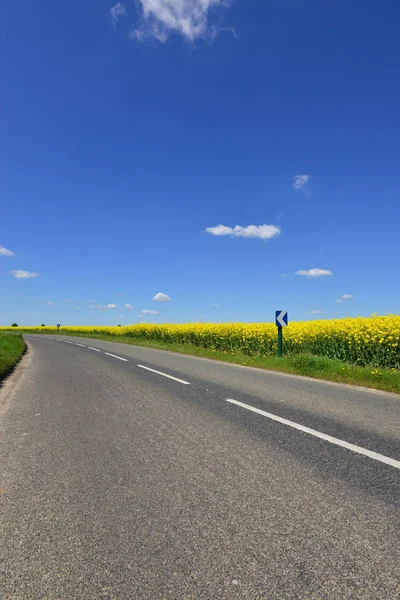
[278,326,283,358]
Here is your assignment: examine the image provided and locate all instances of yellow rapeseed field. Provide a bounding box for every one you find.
[1,314,399,369]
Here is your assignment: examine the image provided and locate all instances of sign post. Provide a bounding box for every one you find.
[275,311,288,357]
[57,323,61,334]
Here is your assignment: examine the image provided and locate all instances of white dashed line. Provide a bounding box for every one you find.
[64,341,73,344]
[88,347,101,352]
[226,399,400,470]
[137,365,190,385]
[105,352,128,362]
[75,343,86,347]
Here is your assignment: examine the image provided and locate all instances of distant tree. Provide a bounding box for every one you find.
[117,324,122,327]
[11,323,18,327]
[41,324,45,327]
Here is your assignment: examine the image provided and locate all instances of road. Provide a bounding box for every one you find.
[1,334,399,599]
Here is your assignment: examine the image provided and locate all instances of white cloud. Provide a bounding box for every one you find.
[124,303,133,309]
[342,294,353,299]
[336,299,342,303]
[141,309,159,315]
[119,315,124,318]
[153,293,171,302]
[296,268,332,278]
[110,2,126,25]
[91,299,96,303]
[206,224,280,240]
[309,310,324,314]
[77,306,83,309]
[88,303,118,310]
[10,270,40,279]
[47,302,56,306]
[0,245,15,257]
[213,303,219,306]
[132,0,232,43]
[293,174,310,191]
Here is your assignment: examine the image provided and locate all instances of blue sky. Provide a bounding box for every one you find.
[1,0,399,326]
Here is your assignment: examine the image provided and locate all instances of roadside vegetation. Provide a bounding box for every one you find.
[2,316,400,393]
[0,333,26,382]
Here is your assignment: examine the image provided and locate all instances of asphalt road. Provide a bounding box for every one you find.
[1,335,399,599]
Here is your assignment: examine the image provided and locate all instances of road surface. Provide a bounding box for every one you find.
[1,334,399,599]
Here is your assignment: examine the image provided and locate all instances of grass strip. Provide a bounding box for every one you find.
[0,333,26,382]
[35,332,400,394]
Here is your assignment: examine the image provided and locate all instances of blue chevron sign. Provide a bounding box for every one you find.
[275,311,288,327]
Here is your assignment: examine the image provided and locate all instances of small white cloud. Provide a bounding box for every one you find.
[336,299,342,304]
[195,317,205,323]
[77,306,83,309]
[47,302,56,306]
[213,303,219,306]
[0,245,15,257]
[293,174,310,191]
[10,270,40,279]
[206,224,280,240]
[342,294,353,299]
[309,310,324,314]
[153,293,171,302]
[296,268,332,278]
[281,274,288,278]
[124,303,133,309]
[91,299,96,303]
[119,315,124,318]
[110,2,126,25]
[141,310,159,315]
[105,303,118,309]
[131,0,232,43]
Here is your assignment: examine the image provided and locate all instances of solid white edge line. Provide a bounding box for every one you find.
[226,399,400,470]
[137,364,191,385]
[75,343,86,347]
[88,347,101,352]
[104,352,128,362]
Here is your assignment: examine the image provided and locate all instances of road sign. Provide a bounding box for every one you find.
[275,311,288,327]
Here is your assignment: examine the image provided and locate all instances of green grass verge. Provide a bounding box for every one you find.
[33,332,400,394]
[0,333,26,382]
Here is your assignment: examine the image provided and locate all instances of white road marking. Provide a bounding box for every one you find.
[137,365,190,385]
[64,341,73,344]
[105,352,128,362]
[226,398,400,470]
[88,347,101,352]
[75,343,86,347]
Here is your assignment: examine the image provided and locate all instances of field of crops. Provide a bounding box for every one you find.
[1,315,399,370]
